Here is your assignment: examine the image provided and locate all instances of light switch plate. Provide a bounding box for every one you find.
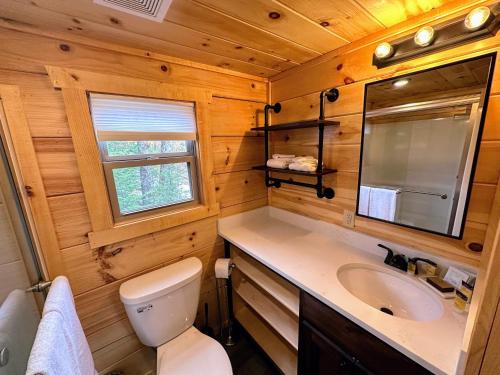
[343,210,355,228]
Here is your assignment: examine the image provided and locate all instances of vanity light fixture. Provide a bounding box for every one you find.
[374,42,394,60]
[372,4,500,69]
[465,6,493,31]
[414,26,436,47]
[392,79,409,88]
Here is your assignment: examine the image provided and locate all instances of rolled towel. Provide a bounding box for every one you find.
[267,159,290,169]
[289,162,318,172]
[292,156,316,164]
[273,154,295,159]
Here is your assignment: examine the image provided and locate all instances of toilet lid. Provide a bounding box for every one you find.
[157,326,233,375]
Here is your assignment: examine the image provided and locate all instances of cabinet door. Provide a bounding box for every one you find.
[299,320,367,375]
[300,292,431,375]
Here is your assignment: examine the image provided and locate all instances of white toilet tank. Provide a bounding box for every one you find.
[119,257,202,347]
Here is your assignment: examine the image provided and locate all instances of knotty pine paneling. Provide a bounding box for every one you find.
[0,29,268,373]
[33,138,83,196]
[212,136,264,174]
[215,170,267,208]
[0,28,267,102]
[62,218,219,295]
[210,97,265,136]
[0,69,70,137]
[482,95,500,140]
[48,193,91,249]
[475,142,500,185]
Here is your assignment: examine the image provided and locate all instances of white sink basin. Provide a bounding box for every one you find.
[337,263,443,321]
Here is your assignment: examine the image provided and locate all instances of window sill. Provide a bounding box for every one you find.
[87,203,220,248]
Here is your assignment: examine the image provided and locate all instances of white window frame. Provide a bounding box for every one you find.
[89,94,202,221]
[101,146,200,221]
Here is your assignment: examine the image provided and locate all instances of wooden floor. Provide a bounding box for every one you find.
[224,327,281,375]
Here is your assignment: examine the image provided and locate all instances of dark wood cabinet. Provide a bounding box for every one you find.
[298,291,432,375]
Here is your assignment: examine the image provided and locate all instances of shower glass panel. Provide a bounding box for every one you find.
[0,100,43,375]
[358,54,496,238]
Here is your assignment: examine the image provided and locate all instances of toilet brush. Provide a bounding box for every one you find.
[224,280,236,347]
[201,302,215,337]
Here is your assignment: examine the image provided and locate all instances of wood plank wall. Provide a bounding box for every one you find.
[0,27,268,373]
[269,30,500,267]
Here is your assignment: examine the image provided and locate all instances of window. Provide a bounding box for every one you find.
[89,93,199,220]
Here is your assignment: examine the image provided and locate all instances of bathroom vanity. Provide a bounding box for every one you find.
[218,207,472,375]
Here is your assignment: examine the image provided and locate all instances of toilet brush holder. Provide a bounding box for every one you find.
[215,258,237,347]
[216,277,236,347]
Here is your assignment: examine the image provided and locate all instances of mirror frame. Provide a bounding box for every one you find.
[356,52,497,239]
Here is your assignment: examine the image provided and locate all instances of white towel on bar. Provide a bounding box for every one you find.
[267,158,291,169]
[368,187,398,221]
[26,311,77,375]
[0,290,40,375]
[272,154,295,159]
[358,186,371,215]
[27,276,96,375]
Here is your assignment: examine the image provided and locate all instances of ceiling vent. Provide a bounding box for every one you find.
[93,0,173,22]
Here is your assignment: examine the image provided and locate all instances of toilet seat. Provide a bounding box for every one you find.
[157,326,233,375]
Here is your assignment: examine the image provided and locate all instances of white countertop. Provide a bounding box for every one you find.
[218,206,470,375]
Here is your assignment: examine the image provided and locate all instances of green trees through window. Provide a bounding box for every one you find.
[106,141,194,215]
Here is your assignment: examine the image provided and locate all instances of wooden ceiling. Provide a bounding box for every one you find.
[1,0,457,77]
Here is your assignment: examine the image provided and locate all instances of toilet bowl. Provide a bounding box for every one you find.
[119,257,232,375]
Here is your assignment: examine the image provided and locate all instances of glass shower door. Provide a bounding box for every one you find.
[0,100,44,375]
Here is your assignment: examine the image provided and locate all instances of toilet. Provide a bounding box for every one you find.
[119,257,233,375]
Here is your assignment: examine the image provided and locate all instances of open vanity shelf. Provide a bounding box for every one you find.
[230,246,299,375]
[253,88,340,199]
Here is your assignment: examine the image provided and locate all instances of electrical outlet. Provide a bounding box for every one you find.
[343,210,355,228]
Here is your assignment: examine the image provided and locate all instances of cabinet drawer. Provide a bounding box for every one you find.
[300,291,431,375]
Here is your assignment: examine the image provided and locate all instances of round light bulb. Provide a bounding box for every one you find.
[374,42,394,60]
[393,79,409,88]
[414,26,436,47]
[465,6,491,31]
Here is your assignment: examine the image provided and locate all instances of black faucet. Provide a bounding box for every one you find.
[377,244,408,272]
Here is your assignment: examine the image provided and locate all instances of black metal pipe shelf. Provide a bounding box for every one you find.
[252,165,337,177]
[254,88,340,200]
[251,119,339,131]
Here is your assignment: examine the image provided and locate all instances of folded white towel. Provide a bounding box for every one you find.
[289,162,318,172]
[267,159,290,169]
[273,154,295,159]
[27,276,96,375]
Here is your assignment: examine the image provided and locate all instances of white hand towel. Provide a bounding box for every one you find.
[289,162,317,172]
[27,276,96,375]
[0,290,40,375]
[368,187,398,221]
[272,154,295,159]
[358,186,371,216]
[267,159,290,169]
[26,311,77,375]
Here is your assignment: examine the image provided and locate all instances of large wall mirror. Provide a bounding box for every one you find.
[357,54,496,238]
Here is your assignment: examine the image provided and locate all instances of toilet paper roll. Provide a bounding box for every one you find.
[215,258,233,279]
